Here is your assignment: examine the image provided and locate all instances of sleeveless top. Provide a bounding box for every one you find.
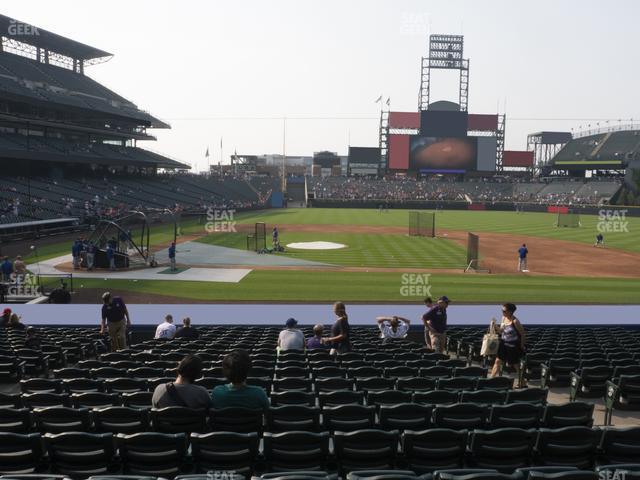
[501,318,520,347]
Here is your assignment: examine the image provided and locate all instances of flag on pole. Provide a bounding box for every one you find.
[205,147,210,158]
[374,95,382,104]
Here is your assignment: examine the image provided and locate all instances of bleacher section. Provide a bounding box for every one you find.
[0,174,274,223]
[0,325,639,478]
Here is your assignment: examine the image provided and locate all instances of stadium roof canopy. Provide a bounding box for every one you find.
[0,14,112,61]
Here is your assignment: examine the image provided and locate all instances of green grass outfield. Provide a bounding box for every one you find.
[231,208,640,252]
[197,231,466,268]
[20,208,640,303]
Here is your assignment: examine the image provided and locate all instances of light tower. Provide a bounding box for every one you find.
[419,34,469,112]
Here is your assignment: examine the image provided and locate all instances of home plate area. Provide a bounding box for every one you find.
[286,241,347,250]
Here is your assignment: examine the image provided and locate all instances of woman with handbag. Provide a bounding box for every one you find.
[490,303,526,387]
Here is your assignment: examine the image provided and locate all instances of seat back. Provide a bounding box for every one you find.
[150,407,207,433]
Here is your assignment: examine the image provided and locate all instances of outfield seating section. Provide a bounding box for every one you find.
[308,176,621,205]
[0,174,273,223]
[0,325,639,478]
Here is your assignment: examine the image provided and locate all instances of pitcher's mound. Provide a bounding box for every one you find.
[286,241,346,250]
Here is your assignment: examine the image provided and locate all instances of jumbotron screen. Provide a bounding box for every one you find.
[409,136,477,173]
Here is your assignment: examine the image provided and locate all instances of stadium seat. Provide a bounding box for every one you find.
[93,407,150,434]
[116,432,188,477]
[367,390,412,406]
[21,393,71,409]
[420,366,453,378]
[347,470,422,480]
[43,432,116,477]
[318,390,365,407]
[413,390,459,405]
[272,377,312,392]
[378,403,433,431]
[321,405,376,431]
[513,467,580,480]
[541,402,594,428]
[598,426,640,464]
[0,408,32,433]
[604,375,640,425]
[534,427,601,469]
[432,403,489,430]
[190,431,259,476]
[402,428,468,473]
[270,390,316,407]
[33,407,92,433]
[355,377,397,392]
[334,429,399,475]
[397,377,437,392]
[476,377,513,391]
[209,407,263,433]
[0,393,22,409]
[526,471,598,480]
[487,403,543,429]
[506,388,549,405]
[541,358,580,388]
[459,390,507,405]
[105,378,148,394]
[266,405,321,432]
[315,377,355,392]
[468,427,537,472]
[121,392,153,409]
[438,377,477,391]
[263,431,330,471]
[0,432,44,474]
[453,367,487,378]
[20,379,63,395]
[569,366,614,400]
[150,407,207,433]
[71,392,120,409]
[62,378,106,394]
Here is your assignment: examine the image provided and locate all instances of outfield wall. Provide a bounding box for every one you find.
[5,303,640,327]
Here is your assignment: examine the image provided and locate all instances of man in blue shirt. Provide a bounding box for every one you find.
[71,239,82,270]
[0,256,12,282]
[168,242,176,271]
[106,244,115,271]
[518,243,529,272]
[422,295,449,353]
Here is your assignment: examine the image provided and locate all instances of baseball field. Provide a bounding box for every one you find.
[23,208,640,304]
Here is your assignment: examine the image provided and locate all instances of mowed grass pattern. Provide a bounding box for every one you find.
[233,209,640,253]
[198,231,466,268]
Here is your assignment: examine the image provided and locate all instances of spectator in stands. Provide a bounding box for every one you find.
[174,316,199,340]
[100,292,130,351]
[423,297,433,348]
[106,244,116,271]
[49,281,71,304]
[321,301,351,354]
[277,317,304,351]
[24,327,41,350]
[423,295,450,353]
[71,239,82,270]
[490,303,526,386]
[518,243,529,272]
[306,324,328,349]
[212,349,270,411]
[168,242,177,271]
[376,315,410,343]
[155,314,177,339]
[1,256,12,282]
[13,256,26,284]
[7,313,25,330]
[152,354,213,409]
[86,241,96,271]
[0,308,11,327]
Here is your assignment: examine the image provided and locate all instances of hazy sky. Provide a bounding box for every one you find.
[4,1,640,171]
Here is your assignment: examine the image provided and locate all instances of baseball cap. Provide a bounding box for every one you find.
[2,308,11,315]
[102,292,111,301]
[438,296,450,303]
[285,318,298,328]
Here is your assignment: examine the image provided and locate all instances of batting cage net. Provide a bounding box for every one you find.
[466,232,480,271]
[408,211,436,237]
[556,211,581,228]
[247,222,267,252]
